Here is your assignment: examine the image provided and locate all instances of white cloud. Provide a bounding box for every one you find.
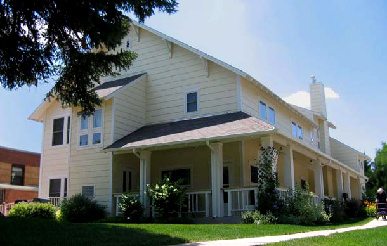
[283,87,340,109]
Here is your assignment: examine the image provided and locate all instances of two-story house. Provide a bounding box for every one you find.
[0,146,40,204]
[29,22,370,217]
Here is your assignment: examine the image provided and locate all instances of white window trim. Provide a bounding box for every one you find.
[160,166,193,188]
[258,100,276,126]
[184,87,200,114]
[298,125,303,140]
[47,176,68,198]
[291,120,304,142]
[259,101,267,121]
[50,114,71,148]
[77,108,104,149]
[81,184,95,199]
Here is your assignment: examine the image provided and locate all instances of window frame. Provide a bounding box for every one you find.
[10,164,25,186]
[259,101,267,120]
[50,114,71,148]
[48,176,68,198]
[250,165,259,184]
[160,167,193,187]
[291,122,298,138]
[78,108,104,149]
[184,88,200,114]
[268,107,276,125]
[81,185,95,199]
[298,125,303,140]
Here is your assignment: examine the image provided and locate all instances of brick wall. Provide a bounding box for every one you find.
[4,190,38,203]
[0,162,12,183]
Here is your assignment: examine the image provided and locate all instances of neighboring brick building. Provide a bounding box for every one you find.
[0,146,40,203]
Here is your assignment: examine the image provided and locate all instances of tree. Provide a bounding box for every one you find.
[365,142,387,198]
[0,0,178,114]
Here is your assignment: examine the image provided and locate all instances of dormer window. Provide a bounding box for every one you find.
[186,91,198,113]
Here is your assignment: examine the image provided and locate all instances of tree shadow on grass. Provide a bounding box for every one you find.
[0,218,188,246]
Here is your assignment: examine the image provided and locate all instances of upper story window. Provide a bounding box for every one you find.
[52,116,70,146]
[10,165,24,186]
[259,101,267,120]
[310,131,314,146]
[298,126,303,140]
[186,91,198,113]
[79,109,103,147]
[268,107,276,125]
[292,122,297,137]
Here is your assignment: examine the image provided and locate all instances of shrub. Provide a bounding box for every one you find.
[8,202,56,219]
[364,200,376,217]
[147,177,186,219]
[60,194,106,223]
[323,199,347,223]
[242,210,277,224]
[345,199,361,218]
[119,193,144,222]
[279,186,331,225]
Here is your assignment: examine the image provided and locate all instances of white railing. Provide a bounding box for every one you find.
[224,186,258,216]
[276,187,289,200]
[48,197,65,207]
[113,192,140,216]
[186,190,211,217]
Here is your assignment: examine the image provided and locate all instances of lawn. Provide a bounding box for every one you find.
[269,225,387,246]
[0,217,372,246]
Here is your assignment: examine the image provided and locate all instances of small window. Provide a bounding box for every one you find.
[49,179,61,197]
[52,118,64,146]
[80,134,88,146]
[259,101,267,120]
[186,92,198,113]
[80,115,89,130]
[93,109,102,128]
[310,131,314,145]
[126,40,131,49]
[10,165,24,186]
[66,117,71,144]
[298,126,303,140]
[251,166,258,183]
[82,185,95,199]
[291,122,297,137]
[269,107,275,125]
[92,133,101,145]
[162,168,191,186]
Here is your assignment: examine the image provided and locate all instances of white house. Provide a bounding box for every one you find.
[29,21,370,217]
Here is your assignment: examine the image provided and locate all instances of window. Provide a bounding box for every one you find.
[291,122,297,137]
[80,115,89,130]
[79,134,88,146]
[10,165,24,186]
[122,170,132,193]
[162,168,191,186]
[82,185,95,199]
[93,109,102,128]
[126,40,132,49]
[259,101,267,120]
[186,92,198,113]
[64,178,68,198]
[298,126,303,140]
[223,166,229,188]
[310,131,314,146]
[301,179,307,190]
[251,166,258,183]
[92,133,101,145]
[269,107,275,125]
[52,118,64,146]
[78,109,103,147]
[49,179,61,197]
[66,117,71,144]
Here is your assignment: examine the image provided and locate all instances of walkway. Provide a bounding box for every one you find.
[176,219,387,246]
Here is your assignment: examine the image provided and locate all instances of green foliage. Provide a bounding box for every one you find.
[256,147,281,215]
[344,199,362,218]
[241,210,277,224]
[8,202,56,219]
[365,142,387,198]
[60,194,106,223]
[279,186,331,225]
[147,177,186,219]
[119,193,144,222]
[0,0,178,114]
[323,199,347,223]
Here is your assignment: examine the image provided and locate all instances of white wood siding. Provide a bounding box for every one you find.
[330,137,359,171]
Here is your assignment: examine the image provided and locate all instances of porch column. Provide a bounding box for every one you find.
[336,169,344,200]
[313,160,324,199]
[283,145,295,190]
[359,178,364,200]
[139,151,151,207]
[261,136,273,148]
[210,142,223,218]
[343,172,351,199]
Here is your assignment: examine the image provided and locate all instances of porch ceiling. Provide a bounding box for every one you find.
[104,112,276,152]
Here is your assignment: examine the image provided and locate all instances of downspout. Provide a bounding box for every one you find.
[133,149,140,158]
[206,141,214,151]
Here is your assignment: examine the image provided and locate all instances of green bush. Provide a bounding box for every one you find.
[242,210,277,224]
[147,177,186,219]
[323,199,347,223]
[119,193,144,222]
[60,194,106,223]
[8,202,56,219]
[345,199,362,218]
[279,186,331,225]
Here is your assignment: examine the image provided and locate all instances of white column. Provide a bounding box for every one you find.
[336,169,344,200]
[313,160,324,198]
[139,151,151,206]
[359,178,364,200]
[210,142,223,218]
[283,145,295,190]
[343,172,351,199]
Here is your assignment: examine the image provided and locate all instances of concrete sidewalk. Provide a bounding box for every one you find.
[175,219,387,246]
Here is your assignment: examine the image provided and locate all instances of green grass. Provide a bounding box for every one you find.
[0,217,372,246]
[269,225,387,246]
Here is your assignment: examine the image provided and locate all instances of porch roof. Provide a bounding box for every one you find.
[104,112,276,152]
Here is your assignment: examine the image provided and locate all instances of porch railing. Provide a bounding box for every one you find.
[48,197,65,208]
[113,192,140,216]
[186,190,211,217]
[224,186,258,216]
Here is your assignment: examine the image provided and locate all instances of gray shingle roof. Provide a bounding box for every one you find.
[105,112,275,151]
[94,73,146,98]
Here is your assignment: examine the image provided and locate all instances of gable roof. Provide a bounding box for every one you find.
[291,104,336,129]
[132,21,317,128]
[94,73,146,99]
[104,112,276,152]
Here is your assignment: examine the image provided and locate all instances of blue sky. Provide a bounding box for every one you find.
[0,0,386,159]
